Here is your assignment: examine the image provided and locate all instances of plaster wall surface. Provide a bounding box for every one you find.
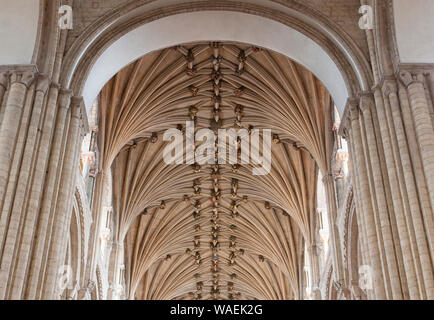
[0,0,39,65]
[394,0,434,63]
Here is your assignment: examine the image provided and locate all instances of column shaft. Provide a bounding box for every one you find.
[11,81,60,299]
[42,98,83,299]
[348,101,386,299]
[403,73,434,220]
[397,84,434,259]
[0,75,50,299]
[360,94,402,299]
[387,85,434,299]
[25,89,72,299]
[373,87,419,298]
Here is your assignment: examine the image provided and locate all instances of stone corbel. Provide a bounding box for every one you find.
[381,78,398,97]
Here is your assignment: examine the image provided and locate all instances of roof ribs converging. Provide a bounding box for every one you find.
[98,42,333,300]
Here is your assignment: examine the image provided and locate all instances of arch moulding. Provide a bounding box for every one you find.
[60,1,373,115]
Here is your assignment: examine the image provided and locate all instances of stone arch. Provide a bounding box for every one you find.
[60,1,373,114]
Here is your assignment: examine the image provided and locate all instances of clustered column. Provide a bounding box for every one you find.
[343,71,434,300]
[0,67,88,300]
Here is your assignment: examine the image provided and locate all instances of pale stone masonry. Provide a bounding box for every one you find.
[0,0,433,300]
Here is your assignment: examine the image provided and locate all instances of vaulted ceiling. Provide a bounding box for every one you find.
[97,42,334,300]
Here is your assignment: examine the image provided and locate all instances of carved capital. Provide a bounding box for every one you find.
[398,70,424,87]
[51,82,61,90]
[58,89,73,110]
[381,80,398,97]
[10,71,35,88]
[398,70,413,87]
[70,96,84,118]
[35,74,51,94]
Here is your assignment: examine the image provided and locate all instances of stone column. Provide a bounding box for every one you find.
[0,74,51,299]
[397,71,434,299]
[348,99,386,299]
[0,69,36,299]
[59,119,87,271]
[343,115,374,297]
[12,81,61,299]
[25,88,72,299]
[386,80,434,298]
[399,71,434,218]
[397,82,434,260]
[344,134,370,272]
[359,92,402,299]
[346,135,373,300]
[0,70,35,205]
[372,85,420,299]
[42,97,84,299]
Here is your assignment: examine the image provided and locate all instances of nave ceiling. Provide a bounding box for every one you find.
[97,42,334,299]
